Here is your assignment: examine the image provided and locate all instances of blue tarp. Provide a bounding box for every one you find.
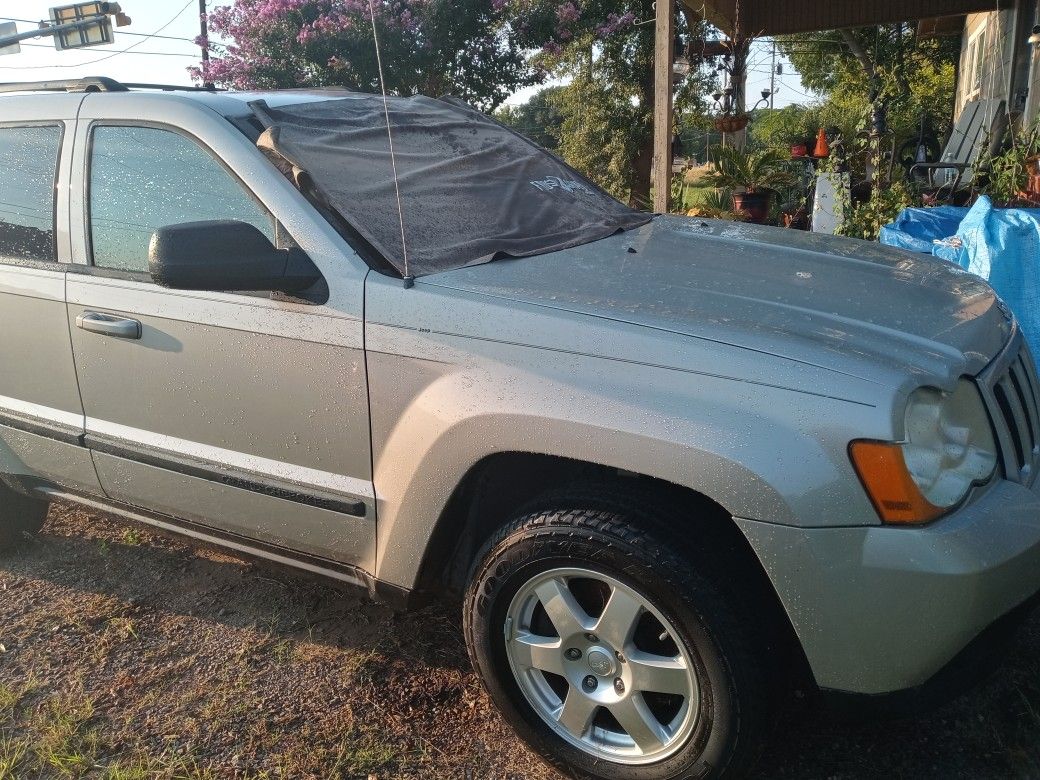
[879,205,966,255]
[881,197,1040,357]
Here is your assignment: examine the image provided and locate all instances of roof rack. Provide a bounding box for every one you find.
[0,77,127,94]
[121,82,221,92]
[0,77,222,96]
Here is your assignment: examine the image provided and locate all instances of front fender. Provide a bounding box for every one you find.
[365,307,882,590]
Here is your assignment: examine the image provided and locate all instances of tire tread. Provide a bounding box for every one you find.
[464,486,773,779]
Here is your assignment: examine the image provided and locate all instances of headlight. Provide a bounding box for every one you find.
[850,380,997,524]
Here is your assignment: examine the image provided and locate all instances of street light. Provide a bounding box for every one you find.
[0,3,130,53]
[50,2,130,50]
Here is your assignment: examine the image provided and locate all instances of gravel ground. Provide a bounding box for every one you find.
[1,502,1039,779]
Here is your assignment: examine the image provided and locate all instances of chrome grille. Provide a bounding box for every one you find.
[978,335,1040,485]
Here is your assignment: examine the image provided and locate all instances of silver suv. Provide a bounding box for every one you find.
[2,78,1039,780]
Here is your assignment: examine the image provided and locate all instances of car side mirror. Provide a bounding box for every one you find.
[148,220,321,293]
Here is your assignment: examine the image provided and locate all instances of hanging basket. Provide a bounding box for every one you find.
[713,114,749,133]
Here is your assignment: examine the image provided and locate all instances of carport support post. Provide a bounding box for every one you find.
[652,0,675,214]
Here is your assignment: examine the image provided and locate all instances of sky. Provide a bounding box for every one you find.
[503,37,813,108]
[0,1,205,84]
[1,1,815,109]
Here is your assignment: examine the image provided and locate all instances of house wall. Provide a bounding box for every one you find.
[1026,1,1040,125]
[956,10,1017,118]
[956,1,1038,125]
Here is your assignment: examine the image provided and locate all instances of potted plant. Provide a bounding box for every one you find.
[979,119,1040,206]
[1028,154,1040,201]
[713,113,750,134]
[786,122,818,159]
[706,145,796,223]
[789,135,810,159]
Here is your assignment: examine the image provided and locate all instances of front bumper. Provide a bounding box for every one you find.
[736,477,1040,695]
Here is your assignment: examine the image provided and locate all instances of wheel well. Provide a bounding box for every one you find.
[414,452,811,688]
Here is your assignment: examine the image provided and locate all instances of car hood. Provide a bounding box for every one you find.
[425,215,1011,387]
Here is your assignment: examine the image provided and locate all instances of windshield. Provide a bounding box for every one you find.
[249,93,651,278]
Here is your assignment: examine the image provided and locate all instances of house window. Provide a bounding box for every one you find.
[964,23,988,103]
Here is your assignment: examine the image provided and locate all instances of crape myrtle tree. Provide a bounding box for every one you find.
[196,0,714,205]
[191,0,540,111]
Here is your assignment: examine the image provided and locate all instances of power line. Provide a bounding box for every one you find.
[19,42,197,58]
[776,78,817,99]
[0,16,196,43]
[0,0,195,70]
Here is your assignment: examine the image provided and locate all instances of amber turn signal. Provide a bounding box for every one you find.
[849,441,945,525]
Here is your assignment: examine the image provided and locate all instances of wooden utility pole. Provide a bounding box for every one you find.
[652,0,675,213]
[198,0,213,87]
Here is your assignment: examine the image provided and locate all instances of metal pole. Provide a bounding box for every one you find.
[0,16,107,49]
[769,41,776,110]
[730,38,749,150]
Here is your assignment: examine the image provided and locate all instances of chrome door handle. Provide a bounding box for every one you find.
[76,311,142,340]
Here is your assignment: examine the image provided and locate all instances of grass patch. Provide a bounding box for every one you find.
[0,690,17,722]
[100,753,218,780]
[33,694,101,777]
[120,528,145,546]
[0,677,39,722]
[0,734,30,780]
[270,638,293,664]
[0,689,216,780]
[271,727,403,778]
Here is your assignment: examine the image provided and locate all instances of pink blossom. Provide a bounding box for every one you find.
[595,11,635,39]
[555,2,579,23]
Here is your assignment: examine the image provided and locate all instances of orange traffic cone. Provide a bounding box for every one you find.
[813,127,829,158]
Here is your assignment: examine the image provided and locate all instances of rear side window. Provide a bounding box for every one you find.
[89,125,276,273]
[0,125,60,263]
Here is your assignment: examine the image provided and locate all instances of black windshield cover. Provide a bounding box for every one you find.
[251,94,651,278]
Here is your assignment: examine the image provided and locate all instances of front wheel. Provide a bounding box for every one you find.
[0,483,49,554]
[464,499,771,779]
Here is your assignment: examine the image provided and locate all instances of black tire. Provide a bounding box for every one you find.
[464,491,773,780]
[0,483,49,553]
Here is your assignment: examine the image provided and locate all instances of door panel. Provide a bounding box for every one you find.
[0,265,98,491]
[0,266,80,428]
[67,277,369,484]
[67,98,374,569]
[66,274,375,568]
[0,114,99,494]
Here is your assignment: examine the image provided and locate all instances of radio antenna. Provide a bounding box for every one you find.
[367,0,412,287]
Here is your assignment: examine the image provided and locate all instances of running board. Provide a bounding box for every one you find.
[35,486,413,609]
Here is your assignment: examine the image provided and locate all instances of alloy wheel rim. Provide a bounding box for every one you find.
[504,567,699,765]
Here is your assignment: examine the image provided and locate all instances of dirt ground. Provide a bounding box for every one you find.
[1,503,1039,779]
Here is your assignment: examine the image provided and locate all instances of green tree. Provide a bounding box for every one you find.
[749,104,820,150]
[494,86,565,151]
[776,25,958,147]
[506,2,713,206]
